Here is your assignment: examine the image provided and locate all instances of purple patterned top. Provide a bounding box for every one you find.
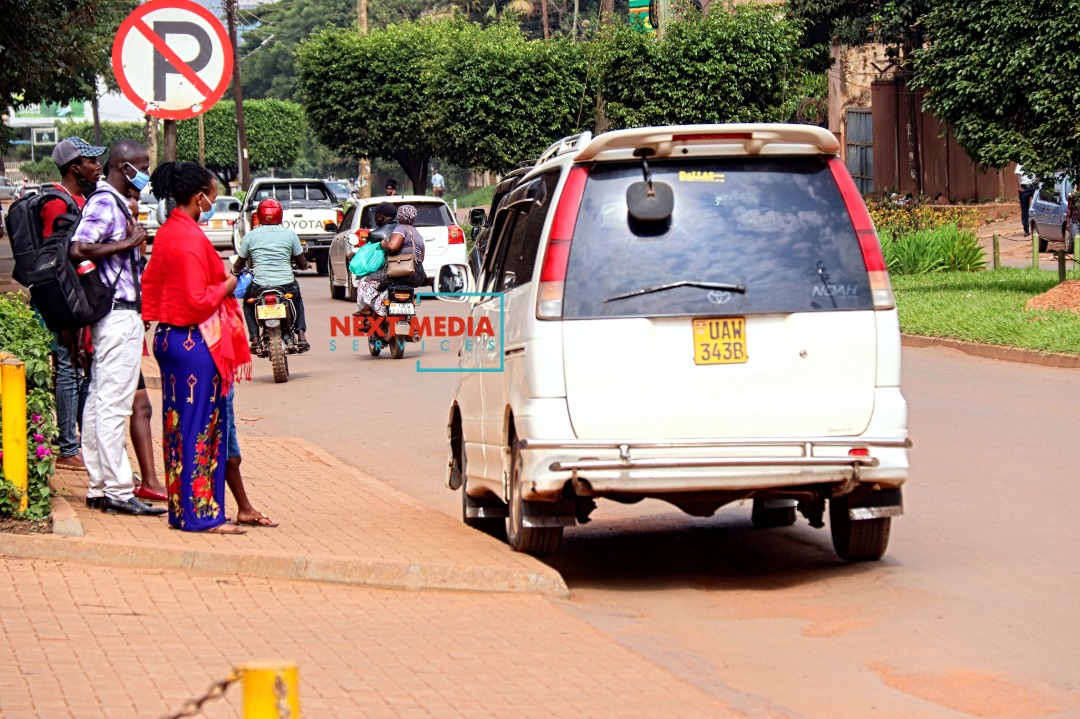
[71,181,139,303]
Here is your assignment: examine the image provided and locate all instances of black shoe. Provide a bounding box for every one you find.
[101,496,167,516]
[85,496,104,510]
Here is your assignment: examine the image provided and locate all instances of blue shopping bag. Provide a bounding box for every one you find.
[233,269,253,299]
[348,241,387,277]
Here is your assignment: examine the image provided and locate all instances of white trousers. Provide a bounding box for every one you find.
[83,309,143,501]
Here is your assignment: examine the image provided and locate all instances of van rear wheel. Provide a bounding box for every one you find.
[829,495,891,562]
[506,439,562,557]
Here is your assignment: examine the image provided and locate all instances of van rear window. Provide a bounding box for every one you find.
[562,157,874,319]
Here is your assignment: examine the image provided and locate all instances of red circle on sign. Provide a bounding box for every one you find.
[111,0,234,121]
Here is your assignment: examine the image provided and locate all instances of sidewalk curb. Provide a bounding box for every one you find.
[49,493,84,537]
[0,531,567,596]
[902,334,1080,369]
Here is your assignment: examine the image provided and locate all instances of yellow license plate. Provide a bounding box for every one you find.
[693,317,747,365]
[138,213,148,222]
[256,304,287,320]
[211,219,225,229]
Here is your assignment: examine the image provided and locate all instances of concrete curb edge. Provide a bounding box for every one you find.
[901,334,1080,369]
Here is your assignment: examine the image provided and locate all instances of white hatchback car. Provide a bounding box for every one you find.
[326,194,467,301]
[446,124,910,560]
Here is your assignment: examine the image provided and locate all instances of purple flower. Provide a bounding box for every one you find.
[33,433,44,443]
[35,445,52,459]
[31,414,42,424]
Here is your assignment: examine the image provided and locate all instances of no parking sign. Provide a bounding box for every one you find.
[111,0,233,120]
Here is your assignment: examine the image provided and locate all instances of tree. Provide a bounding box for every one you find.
[297,19,461,194]
[591,6,809,130]
[0,0,136,149]
[913,0,1080,183]
[174,100,305,192]
[430,22,588,173]
[59,120,148,152]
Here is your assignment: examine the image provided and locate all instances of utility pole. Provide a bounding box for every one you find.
[356,0,372,199]
[227,0,251,189]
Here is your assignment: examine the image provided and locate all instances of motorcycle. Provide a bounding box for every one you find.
[248,287,300,382]
[362,280,422,360]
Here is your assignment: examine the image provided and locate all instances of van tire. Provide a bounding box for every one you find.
[506,438,562,557]
[329,264,345,300]
[829,496,890,562]
[751,499,796,528]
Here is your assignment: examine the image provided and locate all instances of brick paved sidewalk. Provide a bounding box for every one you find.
[0,378,565,596]
[0,557,738,718]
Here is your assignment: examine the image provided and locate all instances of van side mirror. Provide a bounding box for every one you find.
[469,208,487,227]
[436,264,473,298]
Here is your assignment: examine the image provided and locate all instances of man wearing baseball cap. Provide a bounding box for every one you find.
[42,137,107,472]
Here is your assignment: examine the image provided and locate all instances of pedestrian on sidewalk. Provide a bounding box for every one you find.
[142,161,251,535]
[1016,164,1039,236]
[70,139,163,517]
[44,137,106,472]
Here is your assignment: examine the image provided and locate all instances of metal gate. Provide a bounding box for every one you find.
[846,108,873,194]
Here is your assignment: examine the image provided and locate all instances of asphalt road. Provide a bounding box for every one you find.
[226,271,1078,719]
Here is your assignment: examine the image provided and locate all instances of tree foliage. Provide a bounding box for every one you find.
[591,6,809,129]
[0,0,137,147]
[297,19,461,193]
[428,22,588,173]
[913,0,1080,183]
[175,100,305,191]
[60,121,148,152]
[786,0,934,72]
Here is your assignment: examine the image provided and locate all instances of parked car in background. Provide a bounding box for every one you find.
[1029,174,1076,252]
[137,187,161,241]
[446,124,910,561]
[14,183,42,199]
[201,196,241,250]
[325,181,352,205]
[0,177,18,201]
[327,195,466,301]
[234,178,342,275]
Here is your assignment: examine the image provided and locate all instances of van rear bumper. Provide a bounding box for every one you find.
[517,436,910,498]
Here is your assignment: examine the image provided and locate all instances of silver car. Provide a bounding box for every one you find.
[1029,174,1076,252]
[201,196,241,250]
[0,177,18,201]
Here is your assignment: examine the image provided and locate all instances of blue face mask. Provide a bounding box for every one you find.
[198,194,216,224]
[124,162,150,192]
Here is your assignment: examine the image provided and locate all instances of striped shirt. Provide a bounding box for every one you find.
[71,181,140,303]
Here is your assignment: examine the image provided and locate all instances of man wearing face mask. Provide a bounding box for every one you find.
[42,137,107,472]
[68,139,163,517]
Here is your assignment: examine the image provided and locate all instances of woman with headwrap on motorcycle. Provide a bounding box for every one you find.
[356,204,427,316]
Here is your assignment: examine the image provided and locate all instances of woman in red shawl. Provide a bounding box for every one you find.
[142,162,251,534]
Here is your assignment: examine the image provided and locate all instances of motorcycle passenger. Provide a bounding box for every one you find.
[356,203,427,316]
[233,198,311,353]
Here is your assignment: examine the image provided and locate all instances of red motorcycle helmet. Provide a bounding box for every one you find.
[256,198,284,225]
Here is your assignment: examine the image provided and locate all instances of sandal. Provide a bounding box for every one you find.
[235,512,279,528]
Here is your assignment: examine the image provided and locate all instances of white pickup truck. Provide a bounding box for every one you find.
[233,178,344,275]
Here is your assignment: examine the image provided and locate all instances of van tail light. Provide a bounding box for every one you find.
[448,225,464,244]
[827,157,894,310]
[251,212,261,228]
[536,165,589,319]
[848,447,870,457]
[336,209,344,226]
[350,228,370,247]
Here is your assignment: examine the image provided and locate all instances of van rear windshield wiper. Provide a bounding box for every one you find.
[604,280,747,303]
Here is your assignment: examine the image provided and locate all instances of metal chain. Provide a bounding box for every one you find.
[161,670,242,719]
[274,673,293,719]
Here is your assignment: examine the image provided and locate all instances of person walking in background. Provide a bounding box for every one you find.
[142,161,251,535]
[44,137,107,471]
[69,139,162,517]
[431,169,445,198]
[1015,164,1039,236]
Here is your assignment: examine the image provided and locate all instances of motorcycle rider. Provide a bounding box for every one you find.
[355,201,399,315]
[233,198,311,353]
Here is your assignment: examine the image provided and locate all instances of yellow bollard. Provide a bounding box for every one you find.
[1,357,29,512]
[241,662,300,718]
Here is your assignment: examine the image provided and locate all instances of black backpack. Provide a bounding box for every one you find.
[4,188,132,333]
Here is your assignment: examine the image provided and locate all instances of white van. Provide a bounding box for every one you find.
[446,124,910,560]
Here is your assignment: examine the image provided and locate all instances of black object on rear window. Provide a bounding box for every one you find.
[562,157,873,319]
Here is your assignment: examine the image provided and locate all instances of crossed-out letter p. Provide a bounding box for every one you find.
[152,21,212,101]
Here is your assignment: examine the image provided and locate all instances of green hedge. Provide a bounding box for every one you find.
[0,294,56,519]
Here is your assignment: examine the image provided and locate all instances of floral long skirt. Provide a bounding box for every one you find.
[153,324,227,532]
